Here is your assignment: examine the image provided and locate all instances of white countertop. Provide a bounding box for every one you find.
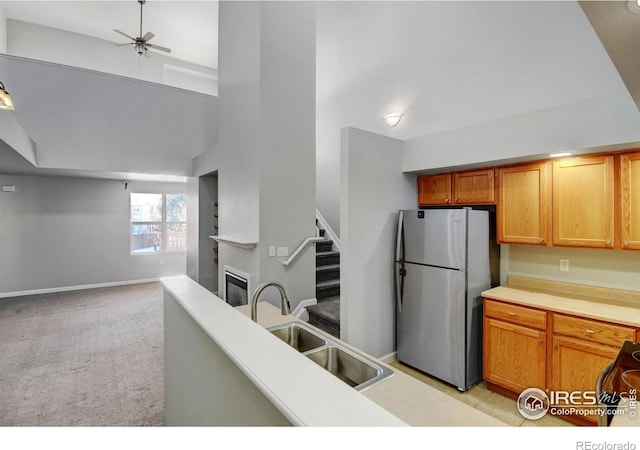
[482,285,640,328]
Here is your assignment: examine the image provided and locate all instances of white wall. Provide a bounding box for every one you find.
[316,1,638,237]
[0,174,186,295]
[7,19,217,96]
[503,245,640,293]
[192,2,316,309]
[340,127,416,358]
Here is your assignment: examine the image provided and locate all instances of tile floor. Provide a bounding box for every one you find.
[390,361,574,427]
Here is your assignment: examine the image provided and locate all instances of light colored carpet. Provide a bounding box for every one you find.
[0,282,164,426]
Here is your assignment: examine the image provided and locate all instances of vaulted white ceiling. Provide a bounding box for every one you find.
[0,1,219,181]
[1,1,218,69]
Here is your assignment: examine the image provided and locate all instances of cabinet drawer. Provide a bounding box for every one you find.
[484,299,547,330]
[552,314,635,346]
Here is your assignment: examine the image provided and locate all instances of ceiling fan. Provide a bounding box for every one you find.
[113,0,171,57]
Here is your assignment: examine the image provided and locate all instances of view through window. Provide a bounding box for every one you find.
[130,193,186,254]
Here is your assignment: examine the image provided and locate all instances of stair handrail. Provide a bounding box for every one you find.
[315,208,341,252]
[282,236,325,267]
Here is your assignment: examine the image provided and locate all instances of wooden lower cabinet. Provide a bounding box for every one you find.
[483,297,639,426]
[483,317,546,393]
[550,335,620,425]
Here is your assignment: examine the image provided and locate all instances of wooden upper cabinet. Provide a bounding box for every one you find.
[620,151,640,250]
[497,162,549,245]
[418,174,452,206]
[453,169,495,204]
[552,155,615,248]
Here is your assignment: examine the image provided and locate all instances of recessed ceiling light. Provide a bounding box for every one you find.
[627,1,640,13]
[549,152,573,158]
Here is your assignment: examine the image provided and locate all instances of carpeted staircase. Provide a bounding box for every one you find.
[307,238,340,338]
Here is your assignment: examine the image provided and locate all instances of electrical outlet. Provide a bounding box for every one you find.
[269,246,276,257]
[560,259,569,272]
[276,246,289,257]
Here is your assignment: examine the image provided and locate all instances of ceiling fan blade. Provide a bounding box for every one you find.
[147,43,171,53]
[113,29,135,41]
[142,32,155,42]
[114,43,133,47]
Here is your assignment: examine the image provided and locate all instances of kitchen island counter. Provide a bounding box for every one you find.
[234,303,505,427]
[163,275,505,427]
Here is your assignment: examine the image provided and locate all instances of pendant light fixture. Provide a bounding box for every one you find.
[0,82,15,111]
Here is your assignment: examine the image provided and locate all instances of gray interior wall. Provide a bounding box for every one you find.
[190,2,316,309]
[0,174,186,295]
[0,5,6,54]
[340,127,416,358]
[402,95,640,173]
[186,176,199,281]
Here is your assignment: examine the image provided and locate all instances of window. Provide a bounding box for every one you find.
[130,193,186,254]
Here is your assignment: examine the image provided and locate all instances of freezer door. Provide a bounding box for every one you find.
[397,263,466,390]
[400,209,467,270]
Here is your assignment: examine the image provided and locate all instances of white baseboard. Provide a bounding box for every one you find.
[292,297,317,321]
[0,278,160,299]
[378,351,397,364]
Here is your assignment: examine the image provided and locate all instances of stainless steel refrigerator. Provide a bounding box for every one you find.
[394,208,494,391]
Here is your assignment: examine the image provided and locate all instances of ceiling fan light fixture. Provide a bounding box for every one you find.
[0,82,15,111]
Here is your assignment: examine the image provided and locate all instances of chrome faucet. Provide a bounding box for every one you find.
[250,281,291,322]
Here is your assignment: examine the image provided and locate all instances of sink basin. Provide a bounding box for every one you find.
[267,321,394,391]
[305,345,393,391]
[268,322,327,353]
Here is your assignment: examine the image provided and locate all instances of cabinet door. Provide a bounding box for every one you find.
[418,174,452,206]
[621,151,640,250]
[552,155,615,248]
[453,169,495,204]
[497,162,549,245]
[551,335,619,424]
[483,317,546,393]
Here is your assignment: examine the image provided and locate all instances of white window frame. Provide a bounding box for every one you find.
[130,193,186,255]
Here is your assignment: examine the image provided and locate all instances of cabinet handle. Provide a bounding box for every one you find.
[445,198,449,203]
[585,329,595,334]
[508,312,516,316]
[538,237,544,243]
[554,344,558,351]
[539,339,543,347]
[455,198,459,203]
[605,240,611,246]
[624,241,630,247]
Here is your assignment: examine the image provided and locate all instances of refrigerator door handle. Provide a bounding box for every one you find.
[394,211,405,312]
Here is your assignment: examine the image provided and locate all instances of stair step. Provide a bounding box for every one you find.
[316,251,340,266]
[316,264,340,283]
[316,279,340,300]
[315,240,333,253]
[307,297,340,338]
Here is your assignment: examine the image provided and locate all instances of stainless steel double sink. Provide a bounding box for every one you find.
[267,321,394,391]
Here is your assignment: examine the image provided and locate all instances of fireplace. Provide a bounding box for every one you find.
[223,266,251,307]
